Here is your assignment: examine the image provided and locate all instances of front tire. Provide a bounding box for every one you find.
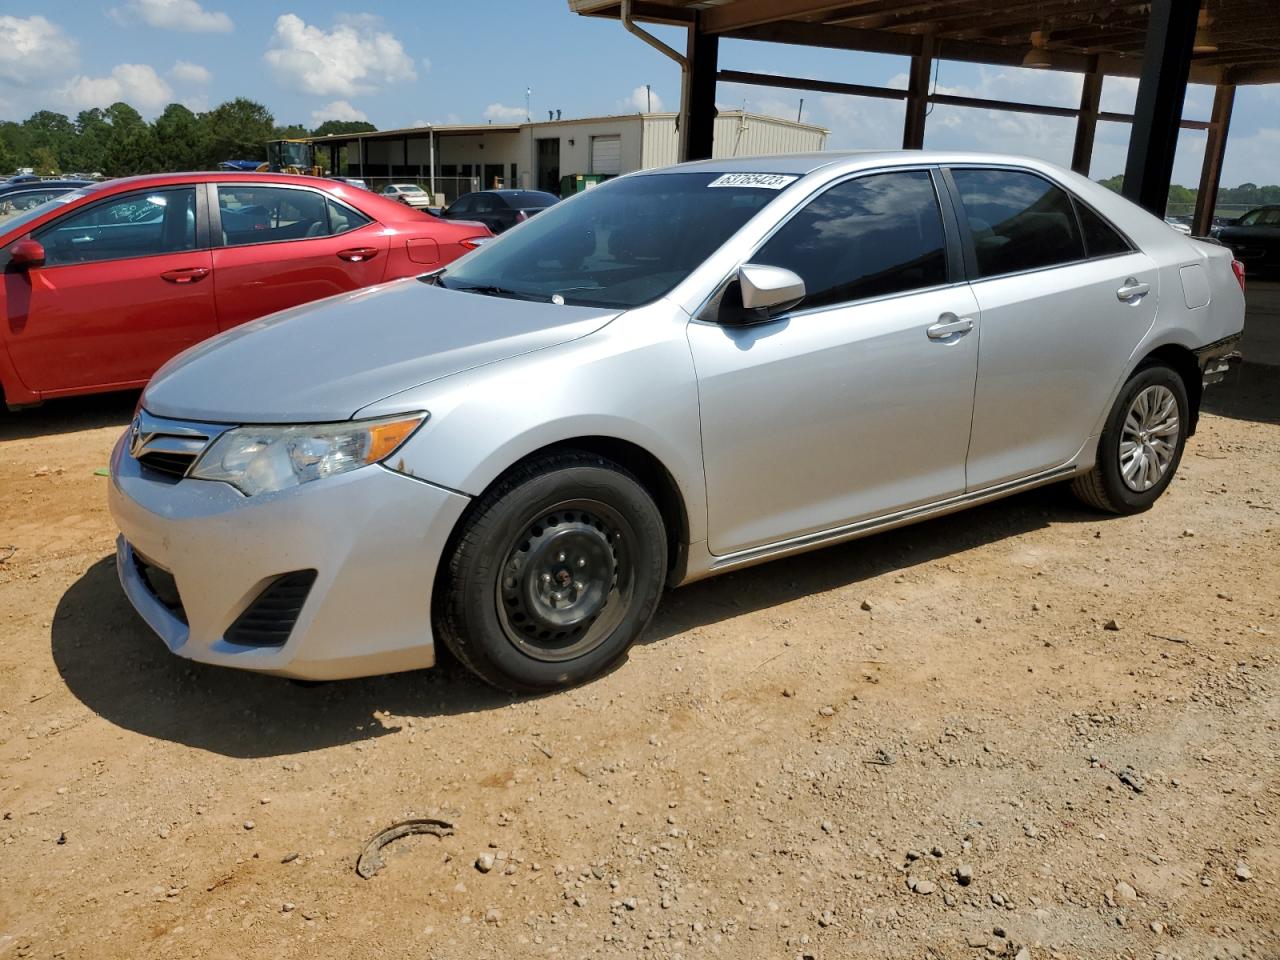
[1071,363,1189,514]
[435,451,667,693]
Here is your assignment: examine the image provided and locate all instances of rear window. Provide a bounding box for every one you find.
[951,168,1086,278]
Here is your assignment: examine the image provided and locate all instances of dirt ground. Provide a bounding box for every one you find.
[2,358,1278,960]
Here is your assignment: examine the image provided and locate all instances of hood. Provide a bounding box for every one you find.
[142,278,618,423]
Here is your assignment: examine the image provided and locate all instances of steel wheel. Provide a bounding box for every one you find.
[495,499,635,662]
[1119,384,1180,492]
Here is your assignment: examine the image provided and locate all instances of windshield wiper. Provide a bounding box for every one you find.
[446,283,549,302]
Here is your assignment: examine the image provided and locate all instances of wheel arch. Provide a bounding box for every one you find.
[443,435,692,586]
[1139,343,1202,435]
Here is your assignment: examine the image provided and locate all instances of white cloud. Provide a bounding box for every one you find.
[0,15,79,82]
[483,102,528,123]
[119,0,233,33]
[169,60,211,85]
[265,14,416,96]
[625,85,663,112]
[62,63,173,113]
[311,99,367,125]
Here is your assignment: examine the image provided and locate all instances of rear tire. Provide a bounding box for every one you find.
[1071,363,1188,515]
[435,451,667,693]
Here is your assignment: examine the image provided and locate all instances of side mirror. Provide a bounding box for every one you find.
[719,264,805,324]
[9,237,45,269]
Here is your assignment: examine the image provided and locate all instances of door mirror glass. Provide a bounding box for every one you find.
[721,264,798,325]
[9,237,45,269]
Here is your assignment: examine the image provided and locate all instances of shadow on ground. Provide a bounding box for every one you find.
[1202,361,1280,425]
[0,390,139,441]
[53,484,1101,759]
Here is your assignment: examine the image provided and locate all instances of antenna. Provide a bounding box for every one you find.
[797,97,805,122]
[646,83,652,112]
[525,87,531,122]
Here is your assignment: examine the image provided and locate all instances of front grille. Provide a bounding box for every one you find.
[132,550,188,624]
[138,450,199,478]
[129,410,228,480]
[225,570,318,647]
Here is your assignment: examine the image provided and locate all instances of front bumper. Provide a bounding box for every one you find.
[108,432,470,680]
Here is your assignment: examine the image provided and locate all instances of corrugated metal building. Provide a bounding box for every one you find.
[308,110,827,201]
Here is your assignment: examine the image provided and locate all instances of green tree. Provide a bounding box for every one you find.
[62,109,111,174]
[30,145,60,176]
[273,123,311,140]
[1097,174,1124,193]
[0,137,16,177]
[312,119,376,137]
[102,102,156,176]
[153,103,206,171]
[201,97,274,165]
[22,110,75,170]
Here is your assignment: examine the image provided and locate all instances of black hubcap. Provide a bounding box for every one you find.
[496,501,633,662]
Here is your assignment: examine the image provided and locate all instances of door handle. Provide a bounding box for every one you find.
[1116,278,1151,302]
[160,267,210,284]
[926,317,975,340]
[337,247,379,262]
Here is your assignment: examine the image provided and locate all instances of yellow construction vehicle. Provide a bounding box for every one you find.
[260,139,321,176]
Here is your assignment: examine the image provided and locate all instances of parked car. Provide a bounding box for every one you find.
[1164,216,1192,236]
[439,189,559,234]
[381,183,433,208]
[1211,205,1280,277]
[109,152,1244,692]
[0,179,92,224]
[0,172,491,408]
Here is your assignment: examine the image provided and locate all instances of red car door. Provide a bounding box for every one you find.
[3,185,217,395]
[210,184,389,330]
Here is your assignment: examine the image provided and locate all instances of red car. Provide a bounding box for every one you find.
[0,172,491,408]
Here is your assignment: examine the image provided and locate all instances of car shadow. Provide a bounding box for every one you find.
[52,484,1100,759]
[1201,361,1280,426]
[0,389,139,441]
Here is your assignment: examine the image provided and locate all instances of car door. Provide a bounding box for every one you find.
[210,183,389,330]
[3,185,216,394]
[945,167,1160,489]
[687,168,981,555]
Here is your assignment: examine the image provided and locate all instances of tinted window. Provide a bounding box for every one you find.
[438,172,777,308]
[448,195,473,214]
[472,194,498,214]
[952,169,1085,277]
[36,188,196,266]
[217,185,330,246]
[1076,201,1130,258]
[753,170,947,310]
[327,199,370,234]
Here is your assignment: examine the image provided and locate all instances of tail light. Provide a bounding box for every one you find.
[1231,258,1246,294]
[460,237,489,250]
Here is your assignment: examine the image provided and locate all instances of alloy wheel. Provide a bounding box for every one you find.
[1119,384,1180,492]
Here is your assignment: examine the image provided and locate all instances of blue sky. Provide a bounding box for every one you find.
[3,1,1278,186]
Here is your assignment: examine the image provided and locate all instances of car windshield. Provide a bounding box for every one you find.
[437,173,785,307]
[0,187,90,232]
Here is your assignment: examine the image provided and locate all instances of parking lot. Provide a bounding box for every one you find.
[0,287,1275,960]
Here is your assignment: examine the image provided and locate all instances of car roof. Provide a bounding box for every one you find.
[637,150,1082,179]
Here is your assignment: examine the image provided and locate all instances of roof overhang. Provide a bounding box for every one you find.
[570,0,1280,85]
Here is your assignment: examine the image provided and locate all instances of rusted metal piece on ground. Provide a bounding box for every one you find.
[355,817,454,879]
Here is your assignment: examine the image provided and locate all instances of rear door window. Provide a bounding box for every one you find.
[753,169,948,310]
[35,187,196,266]
[217,185,331,246]
[951,168,1086,278]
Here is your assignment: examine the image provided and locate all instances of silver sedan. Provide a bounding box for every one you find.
[108,151,1246,691]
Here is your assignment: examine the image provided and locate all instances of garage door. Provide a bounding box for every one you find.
[590,135,622,175]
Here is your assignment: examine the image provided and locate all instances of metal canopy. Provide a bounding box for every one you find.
[571,0,1280,85]
[571,0,1274,230]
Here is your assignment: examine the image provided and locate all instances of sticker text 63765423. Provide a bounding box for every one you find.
[707,173,799,190]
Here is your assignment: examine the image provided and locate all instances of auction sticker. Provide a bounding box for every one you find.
[707,173,799,189]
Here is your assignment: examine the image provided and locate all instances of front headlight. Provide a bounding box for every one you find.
[190,412,426,496]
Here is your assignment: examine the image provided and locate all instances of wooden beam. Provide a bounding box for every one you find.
[903,33,935,149]
[723,20,919,57]
[702,0,871,34]
[717,69,907,101]
[1193,84,1234,236]
[1072,58,1103,175]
